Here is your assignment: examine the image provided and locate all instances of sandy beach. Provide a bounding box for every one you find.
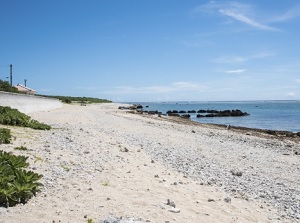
[0,103,299,223]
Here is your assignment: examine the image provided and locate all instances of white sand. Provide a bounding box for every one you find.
[0,103,299,223]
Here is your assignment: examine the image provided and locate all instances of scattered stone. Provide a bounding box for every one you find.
[168,208,180,213]
[121,147,129,152]
[230,170,243,177]
[224,197,231,203]
[208,198,215,202]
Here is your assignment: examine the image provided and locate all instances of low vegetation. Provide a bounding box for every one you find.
[37,94,112,104]
[0,106,51,130]
[14,146,28,151]
[0,80,19,93]
[0,150,43,207]
[0,128,11,144]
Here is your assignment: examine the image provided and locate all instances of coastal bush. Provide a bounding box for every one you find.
[0,80,19,93]
[37,95,112,104]
[0,150,43,207]
[0,128,11,144]
[62,98,72,104]
[0,106,51,130]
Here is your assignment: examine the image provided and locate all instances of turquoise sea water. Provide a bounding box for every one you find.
[133,101,300,132]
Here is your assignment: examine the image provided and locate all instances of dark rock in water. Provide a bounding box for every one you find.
[188,110,196,113]
[168,113,180,117]
[297,132,300,137]
[180,114,190,118]
[195,109,249,118]
[197,109,206,113]
[135,104,143,109]
[207,109,219,113]
[167,110,179,114]
[179,110,187,113]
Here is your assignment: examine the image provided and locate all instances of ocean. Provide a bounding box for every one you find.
[133,101,300,133]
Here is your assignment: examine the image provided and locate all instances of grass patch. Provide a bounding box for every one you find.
[14,146,28,151]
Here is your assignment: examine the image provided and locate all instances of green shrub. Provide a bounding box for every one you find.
[0,150,43,207]
[62,98,72,104]
[0,80,19,93]
[0,106,51,130]
[0,128,11,144]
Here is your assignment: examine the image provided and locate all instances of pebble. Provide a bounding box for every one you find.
[168,208,181,213]
[224,197,231,203]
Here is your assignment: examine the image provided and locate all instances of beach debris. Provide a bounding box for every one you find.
[208,198,215,202]
[230,170,243,177]
[167,199,176,208]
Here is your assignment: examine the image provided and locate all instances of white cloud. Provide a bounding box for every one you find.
[219,9,277,31]
[296,79,300,83]
[271,4,300,22]
[214,52,274,64]
[214,56,247,64]
[225,69,246,74]
[194,1,279,31]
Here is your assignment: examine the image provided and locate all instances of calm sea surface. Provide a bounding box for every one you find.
[131,101,300,132]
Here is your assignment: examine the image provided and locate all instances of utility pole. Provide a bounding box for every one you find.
[10,64,12,86]
[24,79,27,87]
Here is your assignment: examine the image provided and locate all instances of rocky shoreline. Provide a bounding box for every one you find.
[1,103,299,222]
[120,104,300,142]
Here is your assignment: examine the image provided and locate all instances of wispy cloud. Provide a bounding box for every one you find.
[214,56,247,64]
[102,82,206,94]
[219,9,278,31]
[225,69,246,74]
[214,51,274,64]
[271,4,300,22]
[194,1,278,31]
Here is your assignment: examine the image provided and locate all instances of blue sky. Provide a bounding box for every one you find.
[1,0,300,102]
